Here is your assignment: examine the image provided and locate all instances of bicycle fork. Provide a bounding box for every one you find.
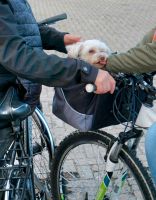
[95,128,143,200]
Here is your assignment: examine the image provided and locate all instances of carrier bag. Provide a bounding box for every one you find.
[52,83,144,131]
[136,100,156,128]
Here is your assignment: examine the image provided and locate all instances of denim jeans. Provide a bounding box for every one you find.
[19,79,42,110]
[145,122,156,185]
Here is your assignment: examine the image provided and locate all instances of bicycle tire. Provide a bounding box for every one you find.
[51,130,156,200]
[23,116,36,200]
[30,112,53,200]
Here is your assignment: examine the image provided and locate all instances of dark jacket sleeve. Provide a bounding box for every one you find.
[0,4,98,87]
[39,25,67,53]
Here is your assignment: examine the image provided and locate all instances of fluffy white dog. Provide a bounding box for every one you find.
[66,39,111,68]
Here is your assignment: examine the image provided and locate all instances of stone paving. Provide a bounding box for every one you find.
[29,0,156,157]
[29,0,156,198]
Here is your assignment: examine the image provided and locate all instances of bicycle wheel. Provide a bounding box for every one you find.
[30,112,53,200]
[51,130,156,200]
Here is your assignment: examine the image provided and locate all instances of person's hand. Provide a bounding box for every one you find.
[94,69,116,94]
[64,34,81,45]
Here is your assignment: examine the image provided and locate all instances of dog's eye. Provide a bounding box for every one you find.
[89,49,95,54]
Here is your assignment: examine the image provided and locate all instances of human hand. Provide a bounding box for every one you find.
[94,69,116,94]
[64,34,81,45]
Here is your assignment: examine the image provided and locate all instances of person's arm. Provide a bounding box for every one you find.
[106,30,156,74]
[39,25,81,53]
[0,4,98,87]
[39,25,68,53]
[0,3,116,94]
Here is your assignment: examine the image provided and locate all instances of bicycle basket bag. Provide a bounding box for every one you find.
[52,83,144,131]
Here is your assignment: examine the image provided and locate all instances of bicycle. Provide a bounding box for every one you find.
[0,13,67,200]
[1,12,155,200]
[0,86,55,199]
[51,72,156,200]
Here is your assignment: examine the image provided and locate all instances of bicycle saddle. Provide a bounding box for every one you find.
[0,87,31,121]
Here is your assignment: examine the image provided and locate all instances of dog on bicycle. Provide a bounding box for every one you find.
[66,39,111,69]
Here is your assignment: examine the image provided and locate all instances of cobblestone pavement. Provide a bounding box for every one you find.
[29,0,156,198]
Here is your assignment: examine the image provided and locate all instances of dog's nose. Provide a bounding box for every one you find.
[100,56,105,61]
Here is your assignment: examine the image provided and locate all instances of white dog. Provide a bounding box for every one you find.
[66,39,111,69]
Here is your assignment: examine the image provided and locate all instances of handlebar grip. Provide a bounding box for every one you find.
[85,84,96,93]
[38,13,67,26]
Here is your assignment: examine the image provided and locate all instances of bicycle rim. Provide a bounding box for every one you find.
[52,130,156,200]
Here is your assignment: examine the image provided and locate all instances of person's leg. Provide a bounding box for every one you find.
[19,78,42,110]
[19,79,45,154]
[145,122,156,186]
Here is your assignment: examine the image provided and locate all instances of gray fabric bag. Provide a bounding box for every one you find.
[53,87,93,131]
[52,83,124,131]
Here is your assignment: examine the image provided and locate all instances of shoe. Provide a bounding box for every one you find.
[33,142,43,156]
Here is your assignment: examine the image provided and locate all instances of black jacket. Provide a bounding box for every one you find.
[0,2,98,94]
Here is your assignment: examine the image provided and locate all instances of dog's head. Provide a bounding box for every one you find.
[66,39,111,68]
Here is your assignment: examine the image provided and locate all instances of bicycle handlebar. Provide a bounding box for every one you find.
[38,13,67,26]
[113,73,156,93]
[114,73,156,107]
[86,72,156,96]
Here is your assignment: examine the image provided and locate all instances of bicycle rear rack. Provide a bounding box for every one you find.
[0,137,32,200]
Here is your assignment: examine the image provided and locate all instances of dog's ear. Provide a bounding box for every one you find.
[66,42,83,58]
